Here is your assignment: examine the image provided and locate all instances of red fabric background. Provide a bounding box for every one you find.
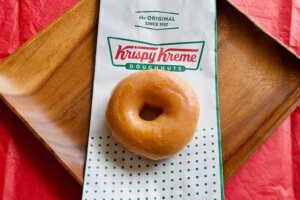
[0,0,78,60]
[0,0,299,199]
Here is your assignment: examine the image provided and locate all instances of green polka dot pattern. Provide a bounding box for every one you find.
[82,127,222,199]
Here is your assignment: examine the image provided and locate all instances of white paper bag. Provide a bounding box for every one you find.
[82,0,224,199]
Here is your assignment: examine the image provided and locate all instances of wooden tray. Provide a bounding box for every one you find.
[0,0,299,185]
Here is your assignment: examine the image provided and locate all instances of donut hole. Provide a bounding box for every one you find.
[139,105,163,121]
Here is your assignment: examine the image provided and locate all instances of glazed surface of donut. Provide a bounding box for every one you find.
[106,70,200,160]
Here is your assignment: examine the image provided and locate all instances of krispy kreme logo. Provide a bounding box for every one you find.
[107,37,205,72]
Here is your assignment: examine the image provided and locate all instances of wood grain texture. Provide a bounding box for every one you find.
[218,1,300,180]
[0,0,99,183]
[0,0,299,185]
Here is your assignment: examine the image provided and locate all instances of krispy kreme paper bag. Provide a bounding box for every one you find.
[82,0,224,199]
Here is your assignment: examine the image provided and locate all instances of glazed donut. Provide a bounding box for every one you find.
[105,70,200,160]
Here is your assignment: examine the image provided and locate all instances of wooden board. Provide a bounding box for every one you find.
[0,0,299,185]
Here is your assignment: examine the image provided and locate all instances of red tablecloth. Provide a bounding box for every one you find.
[0,0,299,199]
